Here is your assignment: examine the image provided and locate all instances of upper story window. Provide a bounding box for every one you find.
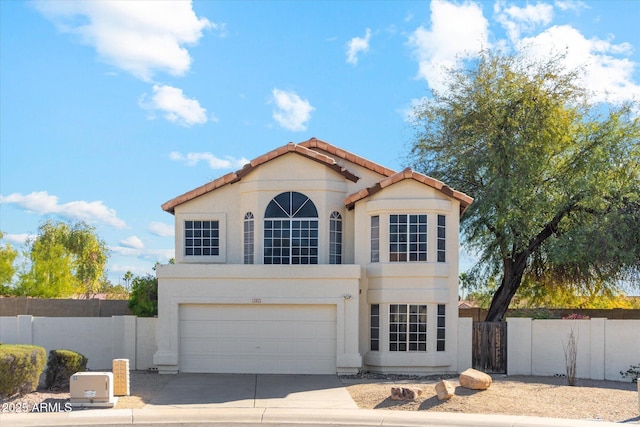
[184,220,219,256]
[390,214,427,262]
[264,191,318,264]
[329,211,343,264]
[437,215,446,263]
[244,212,254,264]
[370,215,379,263]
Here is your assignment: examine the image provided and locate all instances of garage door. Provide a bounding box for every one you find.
[179,304,337,374]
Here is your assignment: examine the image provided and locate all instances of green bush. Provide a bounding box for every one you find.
[0,344,47,398]
[620,364,639,383]
[45,349,88,391]
[128,274,158,317]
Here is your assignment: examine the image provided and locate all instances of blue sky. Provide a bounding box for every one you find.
[1,0,639,286]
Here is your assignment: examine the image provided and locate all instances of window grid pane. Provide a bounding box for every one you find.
[330,211,343,264]
[264,192,318,265]
[390,214,427,262]
[437,304,446,351]
[437,215,446,263]
[244,212,254,264]
[389,304,427,352]
[184,220,219,257]
[370,304,379,351]
[370,216,379,263]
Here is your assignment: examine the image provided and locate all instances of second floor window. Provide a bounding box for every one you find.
[264,191,318,264]
[329,211,343,264]
[185,220,219,256]
[390,214,427,262]
[244,212,254,264]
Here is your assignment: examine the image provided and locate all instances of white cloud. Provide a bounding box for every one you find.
[33,0,213,81]
[346,28,372,65]
[271,89,315,132]
[169,152,249,170]
[148,221,174,237]
[1,233,32,245]
[140,85,208,127]
[120,235,144,250]
[0,191,126,229]
[495,1,554,41]
[554,0,589,13]
[519,25,640,104]
[408,1,489,92]
[110,246,174,263]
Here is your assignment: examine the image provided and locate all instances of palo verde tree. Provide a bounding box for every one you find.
[0,231,19,295]
[16,220,110,298]
[409,49,640,321]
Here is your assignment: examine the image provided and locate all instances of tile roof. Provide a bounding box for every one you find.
[161,141,360,214]
[161,138,473,216]
[300,137,396,177]
[344,167,473,215]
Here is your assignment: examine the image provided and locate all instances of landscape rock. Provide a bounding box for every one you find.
[390,386,424,401]
[435,379,456,400]
[459,368,492,390]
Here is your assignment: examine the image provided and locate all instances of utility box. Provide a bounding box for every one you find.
[112,358,130,396]
[69,372,117,407]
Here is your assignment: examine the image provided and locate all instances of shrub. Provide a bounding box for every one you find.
[128,274,158,317]
[0,344,47,398]
[620,364,639,383]
[562,313,590,320]
[45,349,88,391]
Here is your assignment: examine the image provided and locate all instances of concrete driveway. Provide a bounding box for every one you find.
[146,374,358,409]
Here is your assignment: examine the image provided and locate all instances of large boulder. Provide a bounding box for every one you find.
[459,368,492,390]
[435,379,456,400]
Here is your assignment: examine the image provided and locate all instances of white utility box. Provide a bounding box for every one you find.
[69,372,117,407]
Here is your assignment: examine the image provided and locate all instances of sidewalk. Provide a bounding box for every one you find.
[1,406,630,427]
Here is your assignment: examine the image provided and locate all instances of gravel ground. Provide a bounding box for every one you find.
[2,371,639,423]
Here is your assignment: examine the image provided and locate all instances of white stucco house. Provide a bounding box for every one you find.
[153,138,472,375]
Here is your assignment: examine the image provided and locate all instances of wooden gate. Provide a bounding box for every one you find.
[472,321,507,373]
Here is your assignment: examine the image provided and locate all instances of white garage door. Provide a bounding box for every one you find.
[179,304,337,374]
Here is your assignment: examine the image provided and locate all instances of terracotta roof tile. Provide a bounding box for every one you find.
[344,167,473,215]
[300,137,396,177]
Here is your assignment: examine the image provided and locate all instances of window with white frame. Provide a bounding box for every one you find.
[437,304,446,351]
[244,212,254,264]
[437,215,446,263]
[389,214,427,262]
[184,220,219,256]
[264,191,318,264]
[389,304,427,352]
[329,211,342,264]
[370,304,379,351]
[370,215,379,263]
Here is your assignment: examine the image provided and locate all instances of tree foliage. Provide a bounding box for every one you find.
[0,231,19,295]
[410,50,640,321]
[128,274,158,317]
[15,220,109,298]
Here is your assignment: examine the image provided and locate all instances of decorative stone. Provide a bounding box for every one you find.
[459,368,492,390]
[402,387,423,400]
[390,386,423,401]
[435,379,456,400]
[390,387,404,400]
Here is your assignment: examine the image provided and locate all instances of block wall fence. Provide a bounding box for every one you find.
[0,315,637,381]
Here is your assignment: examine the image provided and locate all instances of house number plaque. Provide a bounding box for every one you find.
[251,298,262,303]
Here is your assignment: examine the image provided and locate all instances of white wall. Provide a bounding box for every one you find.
[507,318,640,381]
[0,315,157,371]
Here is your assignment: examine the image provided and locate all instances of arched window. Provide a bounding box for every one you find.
[329,211,342,264]
[264,192,318,264]
[243,212,254,264]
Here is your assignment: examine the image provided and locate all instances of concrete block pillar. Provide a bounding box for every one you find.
[111,316,137,369]
[457,317,472,372]
[589,318,606,380]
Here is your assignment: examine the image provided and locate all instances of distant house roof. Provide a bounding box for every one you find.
[161,137,472,215]
[344,167,473,215]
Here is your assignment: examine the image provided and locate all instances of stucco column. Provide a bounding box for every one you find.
[16,315,33,344]
[507,317,532,375]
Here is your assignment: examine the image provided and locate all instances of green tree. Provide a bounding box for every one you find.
[128,274,158,317]
[15,220,109,298]
[409,50,640,321]
[0,231,19,295]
